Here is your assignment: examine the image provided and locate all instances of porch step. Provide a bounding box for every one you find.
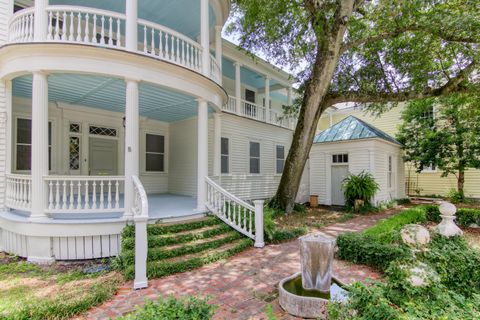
[118,216,253,279]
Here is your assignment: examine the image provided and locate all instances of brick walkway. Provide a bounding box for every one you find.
[82,212,392,320]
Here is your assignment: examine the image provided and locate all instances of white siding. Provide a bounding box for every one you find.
[309,151,327,201]
[0,82,6,209]
[0,0,13,46]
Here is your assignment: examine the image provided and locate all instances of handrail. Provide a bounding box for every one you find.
[132,175,148,217]
[8,7,35,42]
[46,5,127,20]
[205,176,264,247]
[5,174,32,211]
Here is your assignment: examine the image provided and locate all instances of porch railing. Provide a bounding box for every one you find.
[222,96,297,130]
[6,174,32,211]
[44,175,125,214]
[8,6,221,85]
[132,175,148,290]
[205,176,264,247]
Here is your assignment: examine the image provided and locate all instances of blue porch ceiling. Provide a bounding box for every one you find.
[12,74,203,122]
[50,0,216,40]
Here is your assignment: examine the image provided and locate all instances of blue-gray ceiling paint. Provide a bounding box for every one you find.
[50,0,216,40]
[12,74,206,122]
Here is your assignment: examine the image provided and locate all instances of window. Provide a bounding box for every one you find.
[221,137,229,174]
[249,141,260,174]
[276,145,285,174]
[69,136,80,170]
[422,164,437,172]
[89,125,117,137]
[332,154,348,164]
[145,134,165,172]
[388,156,393,188]
[16,118,52,171]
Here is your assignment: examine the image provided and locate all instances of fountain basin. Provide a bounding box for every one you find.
[279,272,348,319]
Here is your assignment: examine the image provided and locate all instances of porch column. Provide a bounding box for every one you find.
[31,71,49,219]
[264,76,270,123]
[234,62,242,115]
[125,0,138,51]
[197,99,208,211]
[124,79,139,218]
[34,0,48,41]
[215,25,223,85]
[213,113,222,176]
[200,0,210,76]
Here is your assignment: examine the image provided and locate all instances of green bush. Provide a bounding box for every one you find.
[447,188,465,204]
[363,207,427,244]
[457,208,480,226]
[396,198,411,205]
[342,171,379,209]
[336,233,409,271]
[422,204,441,223]
[117,296,215,320]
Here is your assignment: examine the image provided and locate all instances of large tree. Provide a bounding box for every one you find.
[397,94,480,197]
[230,0,480,212]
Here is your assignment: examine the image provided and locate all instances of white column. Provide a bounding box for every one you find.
[34,0,48,41]
[287,87,293,106]
[254,200,265,248]
[215,25,223,85]
[124,79,139,218]
[264,76,270,123]
[234,62,242,115]
[200,0,210,76]
[30,72,49,219]
[125,0,138,51]
[213,113,221,176]
[196,99,208,211]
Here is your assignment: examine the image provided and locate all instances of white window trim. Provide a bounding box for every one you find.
[387,155,394,190]
[220,136,231,176]
[274,143,286,176]
[248,140,261,175]
[142,130,168,175]
[13,115,56,174]
[421,164,437,173]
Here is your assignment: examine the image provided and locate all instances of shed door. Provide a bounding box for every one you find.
[331,165,349,206]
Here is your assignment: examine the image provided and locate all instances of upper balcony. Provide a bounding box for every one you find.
[7,0,229,84]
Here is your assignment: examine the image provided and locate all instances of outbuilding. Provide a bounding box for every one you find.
[309,116,405,206]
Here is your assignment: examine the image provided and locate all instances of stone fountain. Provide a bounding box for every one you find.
[278,234,347,319]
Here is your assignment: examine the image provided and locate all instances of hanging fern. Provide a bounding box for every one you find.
[342,171,379,208]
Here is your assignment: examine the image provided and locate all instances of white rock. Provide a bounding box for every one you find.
[407,263,439,287]
[400,224,431,247]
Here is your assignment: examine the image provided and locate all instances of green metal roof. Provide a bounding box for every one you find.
[314,116,401,145]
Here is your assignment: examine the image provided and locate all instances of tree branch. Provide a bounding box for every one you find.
[326,61,477,105]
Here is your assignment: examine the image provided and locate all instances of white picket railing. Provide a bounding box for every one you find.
[45,6,126,47]
[205,176,264,247]
[131,175,148,290]
[138,18,202,73]
[5,174,32,211]
[44,176,125,214]
[8,7,35,43]
[210,54,221,83]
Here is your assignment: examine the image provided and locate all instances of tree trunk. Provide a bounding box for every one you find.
[271,2,355,213]
[458,170,465,195]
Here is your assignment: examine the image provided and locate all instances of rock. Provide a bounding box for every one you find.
[83,264,110,274]
[400,224,431,248]
[407,262,439,287]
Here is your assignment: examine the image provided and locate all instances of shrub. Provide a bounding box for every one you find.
[423,204,441,223]
[118,296,215,320]
[396,198,411,205]
[363,207,426,244]
[457,208,480,226]
[336,233,410,271]
[342,171,379,210]
[447,188,465,204]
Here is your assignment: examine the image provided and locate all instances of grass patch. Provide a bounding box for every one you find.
[0,254,122,320]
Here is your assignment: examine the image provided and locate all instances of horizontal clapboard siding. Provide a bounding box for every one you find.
[0,0,12,46]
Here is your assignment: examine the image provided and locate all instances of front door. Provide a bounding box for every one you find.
[331,165,349,206]
[89,138,118,176]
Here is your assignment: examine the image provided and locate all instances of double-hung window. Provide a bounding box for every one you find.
[16,118,52,171]
[145,134,165,172]
[221,137,229,174]
[249,141,260,174]
[276,145,285,174]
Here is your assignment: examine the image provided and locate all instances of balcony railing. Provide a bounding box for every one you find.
[224,96,297,130]
[8,6,221,84]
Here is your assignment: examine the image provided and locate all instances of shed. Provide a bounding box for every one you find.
[309,116,405,206]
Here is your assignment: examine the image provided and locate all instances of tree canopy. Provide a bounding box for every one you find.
[229,0,480,212]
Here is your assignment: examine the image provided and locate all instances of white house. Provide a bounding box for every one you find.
[310,116,405,206]
[0,0,296,263]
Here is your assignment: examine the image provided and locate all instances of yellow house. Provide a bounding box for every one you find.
[318,104,480,198]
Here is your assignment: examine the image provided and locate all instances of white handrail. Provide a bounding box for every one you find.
[205,176,264,247]
[5,174,32,211]
[131,175,148,290]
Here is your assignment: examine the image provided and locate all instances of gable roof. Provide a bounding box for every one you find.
[314,116,402,145]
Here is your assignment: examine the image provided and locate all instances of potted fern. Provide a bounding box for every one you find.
[342,171,379,211]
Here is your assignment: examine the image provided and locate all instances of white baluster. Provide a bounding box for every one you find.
[84,180,89,209]
[92,181,97,209]
[77,181,82,210]
[175,37,179,63]
[100,15,105,45]
[76,12,82,42]
[107,181,112,209]
[115,181,120,209]
[69,181,74,210]
[20,16,25,42]
[143,25,147,53]
[249,210,253,235]
[170,34,174,60]
[164,33,169,59]
[181,41,186,66]
[62,11,67,41]
[55,180,60,210]
[69,12,74,41]
[48,181,54,210]
[158,31,163,57]
[62,181,67,209]
[84,13,90,42]
[116,18,121,47]
[150,28,155,56]
[91,14,97,43]
[108,17,113,46]
[28,14,34,41]
[100,180,105,209]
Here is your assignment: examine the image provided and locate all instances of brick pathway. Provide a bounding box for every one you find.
[82,212,392,320]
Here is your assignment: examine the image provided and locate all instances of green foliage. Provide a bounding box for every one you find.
[457,208,480,226]
[342,171,379,209]
[447,188,465,204]
[117,296,215,320]
[336,233,410,271]
[263,206,307,243]
[363,207,427,244]
[396,198,411,205]
[422,204,441,223]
